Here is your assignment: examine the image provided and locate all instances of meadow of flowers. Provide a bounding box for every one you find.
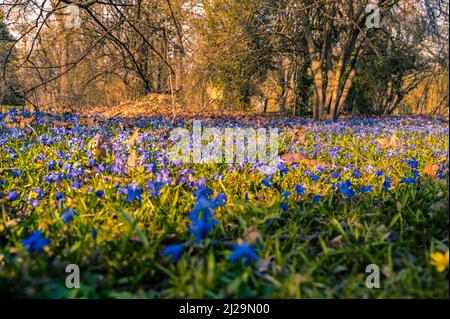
[0,109,448,298]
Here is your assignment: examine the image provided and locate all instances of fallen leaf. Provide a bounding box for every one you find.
[423,162,448,178]
[52,120,72,128]
[376,138,389,149]
[17,116,35,128]
[126,149,139,170]
[80,117,97,127]
[377,132,400,149]
[5,116,35,129]
[280,152,326,167]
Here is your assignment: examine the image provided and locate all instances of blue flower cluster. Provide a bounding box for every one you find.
[162,184,259,264]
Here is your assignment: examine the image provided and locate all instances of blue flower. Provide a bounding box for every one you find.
[190,195,217,221]
[295,184,306,196]
[146,181,165,197]
[70,180,82,189]
[406,157,419,169]
[437,164,449,179]
[352,169,362,179]
[188,217,217,244]
[245,193,249,201]
[92,228,97,240]
[21,230,50,253]
[44,172,59,184]
[331,171,341,179]
[401,175,417,185]
[111,156,126,175]
[60,209,79,223]
[259,176,272,188]
[214,192,227,207]
[88,156,96,166]
[383,176,392,191]
[95,190,104,198]
[187,187,220,243]
[125,183,143,203]
[229,243,259,264]
[143,162,158,174]
[192,185,213,197]
[375,170,384,177]
[46,160,56,170]
[29,199,40,208]
[281,190,290,200]
[337,180,355,200]
[31,187,45,198]
[12,169,22,177]
[310,174,319,183]
[54,191,65,201]
[94,163,106,173]
[279,166,289,177]
[360,185,373,193]
[313,195,322,203]
[8,190,20,201]
[281,202,288,211]
[161,244,184,261]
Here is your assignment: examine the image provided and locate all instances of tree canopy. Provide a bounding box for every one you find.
[0,0,448,118]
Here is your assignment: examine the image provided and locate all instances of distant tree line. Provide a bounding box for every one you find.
[0,0,448,119]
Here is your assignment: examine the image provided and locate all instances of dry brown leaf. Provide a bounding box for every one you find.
[17,116,35,128]
[377,133,401,150]
[280,152,307,165]
[376,138,389,149]
[53,120,72,128]
[423,162,448,178]
[390,133,400,146]
[126,149,139,170]
[280,152,326,167]
[5,116,35,129]
[80,118,97,127]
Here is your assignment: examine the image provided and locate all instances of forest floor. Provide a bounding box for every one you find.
[83,94,243,118]
[0,106,448,298]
